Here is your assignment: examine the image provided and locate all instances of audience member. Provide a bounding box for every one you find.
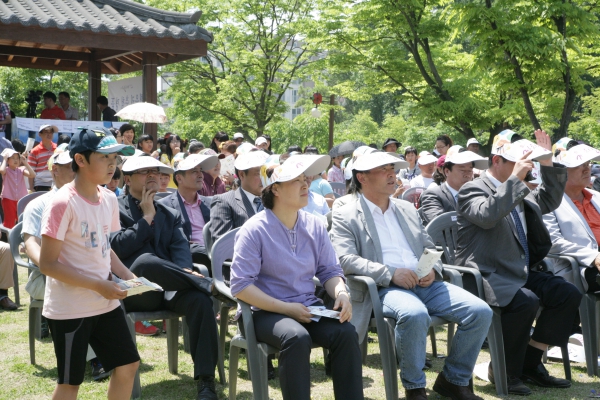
[303,145,319,155]
[188,141,205,155]
[382,138,401,153]
[0,99,11,136]
[158,173,170,193]
[435,135,453,156]
[231,154,364,400]
[303,174,331,216]
[96,96,118,122]
[0,148,35,228]
[137,134,154,155]
[28,124,58,192]
[10,138,24,154]
[259,134,273,151]
[330,152,491,400]
[57,134,71,146]
[112,155,220,400]
[209,132,229,154]
[40,91,66,120]
[255,136,269,151]
[119,124,136,146]
[106,168,123,196]
[420,151,487,225]
[199,149,226,196]
[287,145,302,153]
[58,92,79,120]
[398,146,421,181]
[232,132,244,145]
[327,155,345,184]
[544,142,600,292]
[220,140,238,157]
[0,239,16,311]
[331,146,378,211]
[466,138,481,154]
[430,155,446,189]
[456,130,580,395]
[160,134,184,188]
[159,154,217,270]
[410,152,437,188]
[39,128,139,399]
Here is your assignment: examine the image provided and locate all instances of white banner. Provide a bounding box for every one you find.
[15,118,126,134]
[108,76,144,113]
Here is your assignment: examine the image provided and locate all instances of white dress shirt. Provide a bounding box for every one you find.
[362,195,419,272]
[445,182,459,203]
[242,188,260,213]
[411,175,434,189]
[487,173,528,235]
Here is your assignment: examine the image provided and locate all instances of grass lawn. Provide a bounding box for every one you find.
[2,267,600,399]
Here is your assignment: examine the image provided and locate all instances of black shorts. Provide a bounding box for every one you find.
[47,306,140,385]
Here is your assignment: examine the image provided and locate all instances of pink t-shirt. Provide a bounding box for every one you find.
[1,166,28,201]
[41,183,121,320]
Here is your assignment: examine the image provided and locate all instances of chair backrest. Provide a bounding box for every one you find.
[402,186,424,209]
[203,220,214,257]
[329,182,346,196]
[425,211,458,265]
[154,191,171,200]
[210,227,239,300]
[9,222,38,271]
[17,191,46,216]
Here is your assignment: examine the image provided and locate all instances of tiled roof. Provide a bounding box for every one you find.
[0,0,213,42]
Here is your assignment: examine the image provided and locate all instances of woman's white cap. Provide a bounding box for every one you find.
[260,155,330,189]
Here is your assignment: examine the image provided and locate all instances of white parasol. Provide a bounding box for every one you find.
[115,102,167,124]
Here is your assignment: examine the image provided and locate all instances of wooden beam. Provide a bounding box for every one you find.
[0,24,209,56]
[7,55,13,62]
[88,53,102,121]
[76,61,83,67]
[0,44,90,62]
[116,57,132,67]
[0,55,123,73]
[130,53,143,61]
[143,52,159,146]
[54,59,61,66]
[121,54,140,65]
[103,61,119,74]
[31,57,37,64]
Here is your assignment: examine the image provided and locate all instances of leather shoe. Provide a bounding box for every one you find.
[405,388,428,400]
[488,363,531,396]
[521,363,570,388]
[197,377,217,400]
[433,371,482,400]
[0,296,17,310]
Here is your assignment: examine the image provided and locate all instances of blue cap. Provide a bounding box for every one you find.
[69,127,135,158]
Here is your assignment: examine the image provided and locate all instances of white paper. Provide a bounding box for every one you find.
[220,154,235,176]
[414,248,443,279]
[25,138,35,153]
[308,306,340,320]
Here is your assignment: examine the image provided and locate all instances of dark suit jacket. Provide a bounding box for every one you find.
[455,166,567,307]
[420,183,457,225]
[209,189,256,240]
[158,192,211,242]
[110,194,193,269]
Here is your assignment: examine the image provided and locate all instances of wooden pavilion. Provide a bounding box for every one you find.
[0,0,212,140]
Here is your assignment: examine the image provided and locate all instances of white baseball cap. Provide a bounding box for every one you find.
[557,144,600,168]
[344,146,379,180]
[493,139,552,162]
[445,150,488,170]
[467,138,480,146]
[1,148,18,159]
[38,124,59,134]
[122,155,174,175]
[418,153,438,166]
[255,137,268,146]
[175,154,218,172]
[352,152,409,172]
[236,142,256,155]
[233,132,244,140]
[260,155,330,189]
[234,151,270,171]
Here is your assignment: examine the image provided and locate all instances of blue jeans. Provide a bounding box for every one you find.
[379,280,492,389]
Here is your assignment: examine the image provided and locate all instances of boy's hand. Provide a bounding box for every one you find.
[96,280,128,300]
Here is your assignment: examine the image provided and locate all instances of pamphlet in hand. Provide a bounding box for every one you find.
[114,276,163,296]
[308,306,340,322]
[414,249,444,279]
[25,137,35,154]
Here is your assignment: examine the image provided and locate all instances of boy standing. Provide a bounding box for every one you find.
[28,124,58,192]
[40,128,139,400]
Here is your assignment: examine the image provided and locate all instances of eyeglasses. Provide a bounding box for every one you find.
[133,168,160,176]
[435,144,448,150]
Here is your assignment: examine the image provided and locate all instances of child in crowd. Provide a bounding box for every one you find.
[158,172,171,193]
[39,128,139,400]
[105,167,123,196]
[137,134,154,155]
[327,155,345,183]
[0,148,35,228]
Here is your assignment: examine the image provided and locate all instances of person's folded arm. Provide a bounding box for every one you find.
[110,249,136,280]
[533,164,568,215]
[109,215,152,260]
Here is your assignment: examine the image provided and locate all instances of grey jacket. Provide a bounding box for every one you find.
[543,190,600,291]
[455,166,567,307]
[420,183,457,225]
[330,195,442,340]
[209,189,256,241]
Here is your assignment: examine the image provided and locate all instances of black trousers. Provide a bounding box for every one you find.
[245,309,364,400]
[190,243,212,277]
[122,253,218,379]
[500,270,581,377]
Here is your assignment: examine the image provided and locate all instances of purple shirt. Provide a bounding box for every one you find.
[231,209,345,307]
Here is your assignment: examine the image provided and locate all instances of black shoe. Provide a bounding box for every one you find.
[481,338,489,350]
[90,358,111,382]
[267,356,276,380]
[197,376,217,400]
[488,364,532,396]
[424,358,432,370]
[40,316,49,339]
[521,363,570,388]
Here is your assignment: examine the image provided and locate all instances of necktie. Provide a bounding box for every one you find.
[254,197,264,212]
[510,208,529,266]
[454,194,458,204]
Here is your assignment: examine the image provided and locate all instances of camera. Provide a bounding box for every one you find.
[25,90,43,118]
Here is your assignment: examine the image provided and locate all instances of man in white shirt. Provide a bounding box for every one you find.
[420,151,487,225]
[58,92,79,120]
[410,152,437,188]
[330,152,492,400]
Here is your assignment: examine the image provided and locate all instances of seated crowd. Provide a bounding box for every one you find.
[4,124,600,400]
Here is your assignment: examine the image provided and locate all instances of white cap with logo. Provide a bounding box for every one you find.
[467,138,480,146]
[122,155,174,175]
[260,155,330,189]
[234,151,270,171]
[352,152,409,172]
[175,154,218,172]
[445,150,488,170]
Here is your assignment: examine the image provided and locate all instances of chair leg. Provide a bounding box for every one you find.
[216,320,226,384]
[182,316,191,354]
[12,262,19,306]
[29,305,37,365]
[560,346,571,381]
[488,311,508,396]
[257,344,270,400]
[126,315,141,400]
[228,345,240,400]
[360,332,368,365]
[166,318,179,375]
[219,304,229,366]
[580,296,598,376]
[447,323,455,355]
[429,326,438,357]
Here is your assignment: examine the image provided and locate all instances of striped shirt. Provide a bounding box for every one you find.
[28,142,57,187]
[0,102,9,132]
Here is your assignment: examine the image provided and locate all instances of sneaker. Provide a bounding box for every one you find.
[90,358,111,382]
[135,321,159,336]
[197,376,217,400]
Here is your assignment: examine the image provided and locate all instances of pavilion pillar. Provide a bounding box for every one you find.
[142,52,158,145]
[88,53,101,121]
